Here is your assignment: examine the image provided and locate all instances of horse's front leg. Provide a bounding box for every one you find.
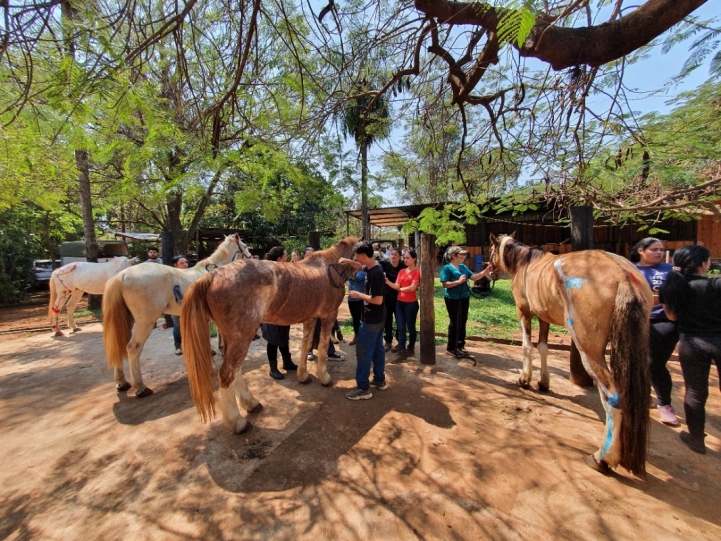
[315,318,334,386]
[537,320,551,392]
[65,289,85,332]
[517,312,534,389]
[125,320,154,398]
[296,320,315,384]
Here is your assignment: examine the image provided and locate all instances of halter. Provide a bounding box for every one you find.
[327,263,351,289]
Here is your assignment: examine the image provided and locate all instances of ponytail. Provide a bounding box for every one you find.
[659,245,710,314]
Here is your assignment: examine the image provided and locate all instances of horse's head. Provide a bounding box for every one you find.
[227,233,252,261]
[488,231,516,276]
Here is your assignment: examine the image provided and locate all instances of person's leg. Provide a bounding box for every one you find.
[279,345,297,370]
[371,324,386,385]
[649,321,679,406]
[458,297,470,350]
[354,322,374,390]
[445,297,460,352]
[267,343,284,379]
[171,315,181,351]
[407,301,419,351]
[395,301,407,351]
[678,337,712,443]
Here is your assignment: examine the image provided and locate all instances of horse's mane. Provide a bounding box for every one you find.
[501,237,546,273]
[302,236,358,266]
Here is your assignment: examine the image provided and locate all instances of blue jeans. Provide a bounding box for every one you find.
[171,315,181,346]
[395,300,419,350]
[355,321,385,390]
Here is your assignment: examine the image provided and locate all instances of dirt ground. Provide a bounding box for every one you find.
[1,298,720,540]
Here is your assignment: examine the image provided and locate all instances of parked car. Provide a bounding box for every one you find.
[32,259,54,288]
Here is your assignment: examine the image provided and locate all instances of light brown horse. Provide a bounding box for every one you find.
[488,233,652,476]
[181,237,357,434]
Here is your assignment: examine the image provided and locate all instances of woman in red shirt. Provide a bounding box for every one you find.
[386,249,421,361]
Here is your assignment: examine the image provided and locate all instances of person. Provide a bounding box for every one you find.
[260,246,298,380]
[145,246,161,264]
[385,249,420,361]
[290,251,299,262]
[339,241,387,400]
[170,255,189,355]
[440,246,494,358]
[385,244,393,259]
[660,245,721,454]
[631,237,679,426]
[380,247,406,352]
[347,268,367,345]
[304,246,314,258]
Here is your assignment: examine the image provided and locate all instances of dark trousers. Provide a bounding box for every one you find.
[348,300,363,335]
[445,297,469,351]
[267,344,294,370]
[678,335,721,441]
[649,320,679,406]
[396,300,419,350]
[384,293,398,344]
[311,318,336,355]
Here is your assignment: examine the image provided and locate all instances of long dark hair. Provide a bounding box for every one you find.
[630,237,661,264]
[265,246,285,261]
[659,245,711,313]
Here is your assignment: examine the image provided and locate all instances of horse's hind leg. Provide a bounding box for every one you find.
[217,338,255,433]
[517,313,534,389]
[234,370,261,413]
[537,321,551,392]
[66,290,84,332]
[126,320,155,397]
[315,318,334,386]
[114,366,131,392]
[296,320,315,384]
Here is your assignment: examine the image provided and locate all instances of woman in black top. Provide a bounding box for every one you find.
[380,248,405,352]
[261,246,298,380]
[660,245,721,454]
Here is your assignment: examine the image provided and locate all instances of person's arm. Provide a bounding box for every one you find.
[662,304,677,321]
[338,257,362,270]
[470,264,494,282]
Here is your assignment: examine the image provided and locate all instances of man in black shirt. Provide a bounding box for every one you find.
[339,242,387,400]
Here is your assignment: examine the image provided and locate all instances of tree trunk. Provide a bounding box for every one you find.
[76,149,101,309]
[419,232,436,365]
[568,205,595,387]
[361,142,370,240]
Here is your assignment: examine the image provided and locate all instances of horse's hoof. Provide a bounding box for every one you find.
[248,402,263,413]
[235,420,253,435]
[583,454,610,475]
[321,379,333,387]
[135,387,154,398]
[53,331,65,337]
[516,378,530,390]
[298,376,312,385]
[72,327,82,332]
[538,382,550,393]
[116,382,132,392]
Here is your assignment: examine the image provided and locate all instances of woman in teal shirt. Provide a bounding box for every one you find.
[439,246,494,358]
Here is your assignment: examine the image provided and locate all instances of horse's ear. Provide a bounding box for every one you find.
[510,231,516,239]
[489,233,497,245]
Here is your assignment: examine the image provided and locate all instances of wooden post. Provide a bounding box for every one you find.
[569,206,595,387]
[419,232,436,365]
[308,231,321,251]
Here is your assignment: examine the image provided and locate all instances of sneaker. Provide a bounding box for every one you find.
[327,353,345,361]
[384,342,392,352]
[307,353,316,361]
[407,346,415,356]
[269,369,285,380]
[336,330,344,342]
[680,431,706,454]
[349,336,357,346]
[346,388,373,400]
[370,379,388,391]
[390,344,400,353]
[175,347,182,356]
[657,404,680,426]
[391,350,408,363]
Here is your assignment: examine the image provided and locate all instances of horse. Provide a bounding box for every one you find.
[181,236,357,434]
[488,233,653,476]
[102,234,251,397]
[49,256,139,336]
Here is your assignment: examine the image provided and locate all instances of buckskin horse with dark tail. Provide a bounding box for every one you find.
[181,237,357,435]
[488,233,652,476]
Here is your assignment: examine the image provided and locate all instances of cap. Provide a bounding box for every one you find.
[446,246,468,257]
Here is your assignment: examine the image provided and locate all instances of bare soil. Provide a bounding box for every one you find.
[1,298,720,540]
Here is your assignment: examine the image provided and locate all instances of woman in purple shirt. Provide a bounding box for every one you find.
[631,238,679,426]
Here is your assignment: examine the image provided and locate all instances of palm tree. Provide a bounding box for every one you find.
[342,83,391,240]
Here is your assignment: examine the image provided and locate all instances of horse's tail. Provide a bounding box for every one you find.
[181,273,217,423]
[48,274,58,324]
[609,276,651,477]
[102,274,133,369]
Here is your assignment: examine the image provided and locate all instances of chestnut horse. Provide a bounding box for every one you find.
[103,234,250,397]
[181,237,357,434]
[488,233,652,476]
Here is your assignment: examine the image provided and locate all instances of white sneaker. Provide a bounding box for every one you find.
[175,347,182,356]
[657,404,680,426]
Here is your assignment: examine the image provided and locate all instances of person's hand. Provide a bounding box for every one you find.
[458,274,467,284]
[348,290,361,299]
[339,257,349,265]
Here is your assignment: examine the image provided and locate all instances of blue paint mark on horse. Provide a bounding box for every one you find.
[564,277,587,289]
[173,285,183,304]
[607,392,620,408]
[566,317,574,327]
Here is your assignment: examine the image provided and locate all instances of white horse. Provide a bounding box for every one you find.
[49,256,139,336]
[102,234,250,397]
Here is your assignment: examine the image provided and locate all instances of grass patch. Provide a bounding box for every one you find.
[74,308,101,319]
[338,279,568,342]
